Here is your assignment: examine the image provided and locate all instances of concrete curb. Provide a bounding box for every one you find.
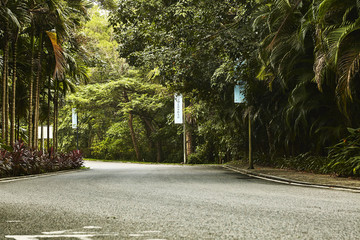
[0,168,89,183]
[223,165,360,193]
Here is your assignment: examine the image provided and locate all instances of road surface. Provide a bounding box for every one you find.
[0,161,360,239]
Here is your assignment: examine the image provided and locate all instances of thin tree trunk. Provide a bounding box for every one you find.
[34,32,43,149]
[2,37,9,142]
[10,31,19,145]
[142,118,162,163]
[266,123,275,161]
[53,89,56,152]
[54,98,58,152]
[128,112,141,161]
[40,123,44,152]
[123,91,141,161]
[47,76,51,151]
[185,112,194,157]
[5,70,9,145]
[28,29,35,148]
[53,80,58,152]
[17,116,20,141]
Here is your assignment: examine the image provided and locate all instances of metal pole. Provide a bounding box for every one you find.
[76,113,79,150]
[248,114,254,169]
[183,97,186,164]
[76,126,79,150]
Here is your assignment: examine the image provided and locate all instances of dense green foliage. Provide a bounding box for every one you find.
[2,0,360,176]
[326,128,360,177]
[102,0,360,175]
[0,0,92,152]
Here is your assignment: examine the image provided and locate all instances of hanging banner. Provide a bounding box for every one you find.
[234,85,245,103]
[37,126,53,139]
[72,108,77,129]
[174,94,183,124]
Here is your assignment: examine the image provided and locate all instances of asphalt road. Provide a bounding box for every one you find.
[0,161,360,240]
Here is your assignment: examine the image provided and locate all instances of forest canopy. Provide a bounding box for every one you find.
[1,0,360,176]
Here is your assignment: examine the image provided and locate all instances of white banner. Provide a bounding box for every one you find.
[38,126,53,139]
[234,85,245,103]
[72,108,77,129]
[174,94,183,124]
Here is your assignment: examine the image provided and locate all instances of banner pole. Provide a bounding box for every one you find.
[183,96,186,164]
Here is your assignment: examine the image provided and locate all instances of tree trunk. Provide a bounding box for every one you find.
[28,29,35,148]
[5,69,9,145]
[47,76,51,152]
[34,32,43,149]
[88,121,92,156]
[128,112,141,161]
[17,116,20,141]
[10,31,19,145]
[53,82,58,152]
[40,123,44,151]
[2,36,9,142]
[185,112,194,157]
[123,91,141,161]
[266,123,275,161]
[142,118,162,163]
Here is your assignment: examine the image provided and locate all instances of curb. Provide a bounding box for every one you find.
[223,165,360,193]
[0,168,89,183]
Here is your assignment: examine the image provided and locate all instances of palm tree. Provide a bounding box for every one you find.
[312,0,360,117]
[28,0,89,149]
[0,0,29,145]
[9,0,29,145]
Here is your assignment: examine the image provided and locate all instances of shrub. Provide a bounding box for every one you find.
[323,128,360,177]
[0,141,83,178]
[254,152,329,173]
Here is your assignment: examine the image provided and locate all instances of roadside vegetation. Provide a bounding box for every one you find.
[1,0,360,177]
[0,141,83,178]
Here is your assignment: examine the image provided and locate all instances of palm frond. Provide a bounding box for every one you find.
[337,46,360,99]
[46,31,66,80]
[326,19,360,65]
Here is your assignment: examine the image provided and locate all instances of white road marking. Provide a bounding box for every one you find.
[83,226,102,229]
[129,233,145,237]
[5,234,118,240]
[6,220,22,223]
[41,231,66,235]
[141,231,161,233]
[5,235,94,240]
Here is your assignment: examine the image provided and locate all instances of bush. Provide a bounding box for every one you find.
[254,152,329,173]
[0,141,83,178]
[323,128,360,177]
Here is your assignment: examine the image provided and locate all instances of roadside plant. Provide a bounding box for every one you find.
[324,128,360,177]
[0,141,83,178]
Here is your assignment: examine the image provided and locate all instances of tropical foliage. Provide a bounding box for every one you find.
[0,0,91,150]
[2,0,360,177]
[0,141,83,177]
